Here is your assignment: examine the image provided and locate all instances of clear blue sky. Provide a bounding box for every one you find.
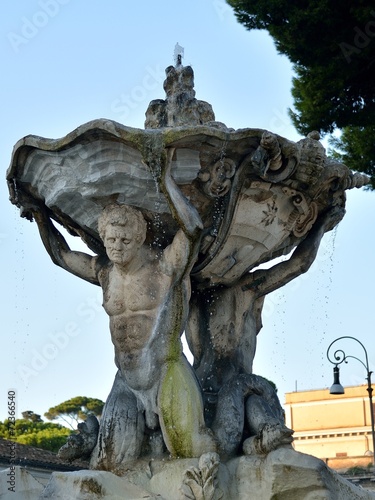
[1,0,374,423]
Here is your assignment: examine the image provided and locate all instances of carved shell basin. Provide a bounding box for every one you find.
[7,119,357,286]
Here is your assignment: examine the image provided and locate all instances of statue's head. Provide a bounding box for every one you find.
[98,204,147,242]
[98,204,147,265]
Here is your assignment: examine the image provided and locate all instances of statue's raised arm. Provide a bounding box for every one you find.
[154,147,204,279]
[159,147,203,239]
[31,206,100,286]
[243,204,346,298]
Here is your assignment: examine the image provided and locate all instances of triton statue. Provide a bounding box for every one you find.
[7,53,369,473]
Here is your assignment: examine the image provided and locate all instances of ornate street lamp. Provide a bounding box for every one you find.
[327,336,375,470]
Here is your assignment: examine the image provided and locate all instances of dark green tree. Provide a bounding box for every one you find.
[329,126,375,188]
[44,396,104,429]
[0,418,72,453]
[227,0,375,185]
[21,411,43,423]
[15,427,71,452]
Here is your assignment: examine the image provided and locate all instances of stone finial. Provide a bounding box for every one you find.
[293,131,326,187]
[145,63,215,128]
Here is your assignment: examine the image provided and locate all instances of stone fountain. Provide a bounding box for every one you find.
[5,54,374,499]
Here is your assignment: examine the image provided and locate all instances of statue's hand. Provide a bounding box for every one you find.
[147,147,175,186]
[248,375,278,398]
[320,205,345,232]
[231,374,277,399]
[28,203,49,224]
[15,190,45,222]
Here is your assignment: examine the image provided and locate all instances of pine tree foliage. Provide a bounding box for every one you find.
[227,0,375,185]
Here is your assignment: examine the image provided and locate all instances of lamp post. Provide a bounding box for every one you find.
[326,336,375,472]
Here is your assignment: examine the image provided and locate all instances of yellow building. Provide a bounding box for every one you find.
[284,385,375,470]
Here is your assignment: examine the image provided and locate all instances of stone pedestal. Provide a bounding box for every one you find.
[3,449,375,499]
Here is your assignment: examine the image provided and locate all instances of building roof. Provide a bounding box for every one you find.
[0,438,88,472]
[285,384,369,404]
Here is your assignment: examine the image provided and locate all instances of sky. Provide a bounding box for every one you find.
[1,0,374,424]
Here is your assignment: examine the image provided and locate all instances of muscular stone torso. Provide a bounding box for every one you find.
[187,284,264,394]
[98,258,182,390]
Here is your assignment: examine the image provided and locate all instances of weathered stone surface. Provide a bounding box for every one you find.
[0,467,44,500]
[7,115,369,285]
[145,63,215,128]
[36,450,375,499]
[28,159,216,469]
[226,448,375,500]
[58,415,99,462]
[40,469,159,499]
